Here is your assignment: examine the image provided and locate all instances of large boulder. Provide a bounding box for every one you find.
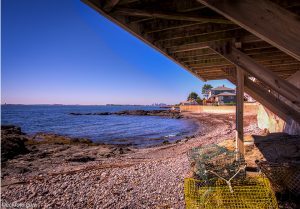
[1,125,28,163]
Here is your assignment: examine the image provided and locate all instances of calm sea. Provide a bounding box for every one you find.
[1,105,198,147]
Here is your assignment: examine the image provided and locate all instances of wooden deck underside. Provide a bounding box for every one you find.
[83,0,300,124]
[83,0,300,81]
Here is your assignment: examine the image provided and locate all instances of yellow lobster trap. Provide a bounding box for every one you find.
[184,177,278,209]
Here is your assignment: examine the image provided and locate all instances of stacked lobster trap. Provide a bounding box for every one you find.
[257,161,300,197]
[185,144,278,209]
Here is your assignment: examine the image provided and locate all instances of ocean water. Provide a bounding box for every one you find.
[1,105,198,147]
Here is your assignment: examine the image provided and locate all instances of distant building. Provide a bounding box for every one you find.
[210,92,236,104]
[208,85,235,98]
[207,85,236,105]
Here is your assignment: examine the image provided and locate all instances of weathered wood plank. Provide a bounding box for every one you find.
[170,38,271,53]
[198,0,300,60]
[186,58,298,67]
[152,23,240,41]
[143,20,201,34]
[181,53,291,63]
[194,65,300,76]
[112,8,233,24]
[161,29,245,48]
[103,0,120,12]
[173,48,216,58]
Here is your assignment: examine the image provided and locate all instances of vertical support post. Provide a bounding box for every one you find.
[236,67,245,155]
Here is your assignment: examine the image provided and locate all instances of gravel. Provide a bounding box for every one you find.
[1,113,260,208]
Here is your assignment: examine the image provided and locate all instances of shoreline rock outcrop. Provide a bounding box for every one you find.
[69,109,183,119]
[1,125,28,164]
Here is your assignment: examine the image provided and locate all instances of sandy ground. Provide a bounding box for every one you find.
[1,112,261,209]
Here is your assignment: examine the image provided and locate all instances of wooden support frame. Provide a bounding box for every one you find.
[236,68,245,155]
[211,44,300,107]
[197,0,300,61]
[227,75,300,125]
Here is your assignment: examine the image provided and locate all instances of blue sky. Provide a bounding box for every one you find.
[1,0,234,105]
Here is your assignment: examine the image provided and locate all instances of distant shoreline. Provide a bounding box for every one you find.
[1,104,173,107]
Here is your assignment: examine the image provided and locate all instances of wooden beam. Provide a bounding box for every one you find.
[180,54,222,62]
[244,48,281,56]
[169,41,230,53]
[176,50,285,61]
[227,76,300,124]
[187,58,298,68]
[174,0,206,12]
[188,60,230,68]
[161,29,246,48]
[170,38,271,53]
[178,5,206,12]
[112,8,233,24]
[193,64,233,71]
[183,57,227,64]
[197,0,300,61]
[103,0,120,12]
[211,45,300,106]
[193,65,300,77]
[128,17,153,24]
[152,23,240,41]
[236,68,244,155]
[118,0,138,6]
[181,53,292,63]
[143,20,201,34]
[173,48,216,58]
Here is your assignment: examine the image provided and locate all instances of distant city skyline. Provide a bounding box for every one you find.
[2,0,235,105]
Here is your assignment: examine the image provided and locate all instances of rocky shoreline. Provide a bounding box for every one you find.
[1,113,263,208]
[69,109,183,119]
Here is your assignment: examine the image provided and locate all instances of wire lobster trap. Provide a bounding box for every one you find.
[184,176,278,209]
[257,161,300,196]
[187,144,246,182]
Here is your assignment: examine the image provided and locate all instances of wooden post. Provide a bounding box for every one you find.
[236,68,245,155]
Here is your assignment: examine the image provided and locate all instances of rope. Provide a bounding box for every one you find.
[205,165,247,193]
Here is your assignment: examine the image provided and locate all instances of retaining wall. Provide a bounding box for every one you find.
[180,103,258,115]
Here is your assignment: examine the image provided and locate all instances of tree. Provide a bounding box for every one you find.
[196,97,202,105]
[202,84,213,98]
[187,92,199,101]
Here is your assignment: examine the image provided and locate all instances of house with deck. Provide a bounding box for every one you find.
[207,85,236,104]
[209,91,236,104]
[208,85,235,98]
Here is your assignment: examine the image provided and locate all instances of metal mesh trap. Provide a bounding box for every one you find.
[257,161,300,196]
[187,144,246,181]
[185,144,278,208]
[184,177,278,209]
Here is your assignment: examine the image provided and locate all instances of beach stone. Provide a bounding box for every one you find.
[162,140,170,145]
[66,156,95,163]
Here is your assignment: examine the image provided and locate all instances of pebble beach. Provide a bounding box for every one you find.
[1,113,261,208]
